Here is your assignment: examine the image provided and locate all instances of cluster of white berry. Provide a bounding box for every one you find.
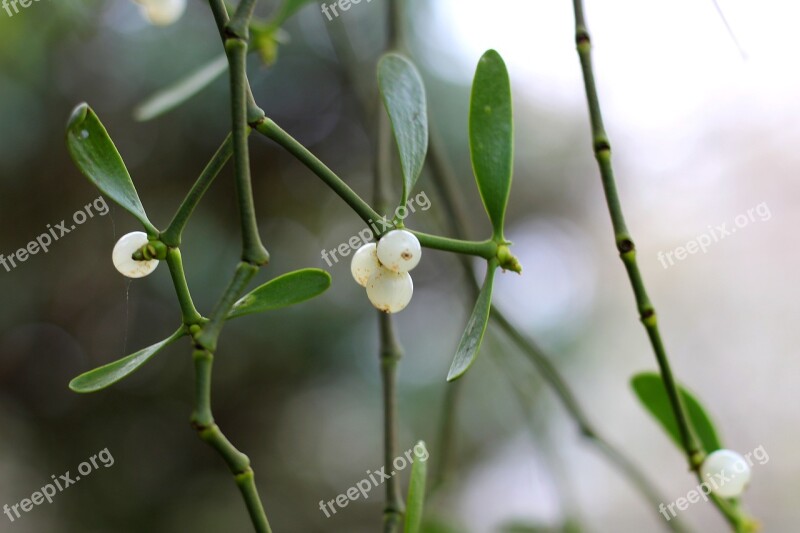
[133,0,186,26]
[350,229,421,314]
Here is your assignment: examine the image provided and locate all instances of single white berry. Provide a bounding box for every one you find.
[113,232,159,279]
[366,266,413,313]
[351,243,380,287]
[376,229,421,273]
[700,449,751,498]
[135,0,187,26]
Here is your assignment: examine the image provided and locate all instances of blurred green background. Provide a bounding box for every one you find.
[0,0,796,531]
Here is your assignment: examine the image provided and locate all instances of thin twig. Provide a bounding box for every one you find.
[570,1,753,529]
[376,4,406,530]
[424,117,687,532]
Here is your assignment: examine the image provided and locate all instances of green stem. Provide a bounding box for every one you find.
[225,33,270,265]
[235,469,271,533]
[254,118,495,259]
[425,118,687,531]
[375,23,404,528]
[191,349,214,427]
[572,0,698,467]
[195,261,258,352]
[229,0,258,38]
[491,311,592,430]
[411,231,496,259]
[494,310,690,532]
[379,313,404,532]
[208,0,263,120]
[207,0,230,39]
[571,2,754,529]
[191,349,272,533]
[255,118,383,224]
[165,248,204,325]
[162,134,235,247]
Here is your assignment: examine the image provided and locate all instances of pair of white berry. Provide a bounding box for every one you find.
[351,229,421,314]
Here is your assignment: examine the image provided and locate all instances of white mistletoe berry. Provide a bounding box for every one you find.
[351,243,380,287]
[366,266,413,313]
[135,0,187,26]
[112,232,159,279]
[700,449,751,498]
[376,229,421,273]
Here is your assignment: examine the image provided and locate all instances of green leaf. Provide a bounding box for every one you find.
[447,262,498,381]
[69,329,185,393]
[469,49,514,240]
[378,53,429,206]
[228,269,331,319]
[66,103,156,234]
[631,372,722,454]
[268,0,315,28]
[134,55,228,122]
[404,441,428,533]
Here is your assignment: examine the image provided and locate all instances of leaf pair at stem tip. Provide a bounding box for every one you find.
[377,49,516,382]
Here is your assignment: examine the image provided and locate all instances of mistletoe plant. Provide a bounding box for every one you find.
[62,0,761,531]
[65,1,521,531]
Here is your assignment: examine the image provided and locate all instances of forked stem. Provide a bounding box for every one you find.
[225,34,269,265]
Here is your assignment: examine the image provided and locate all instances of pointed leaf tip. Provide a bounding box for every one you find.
[631,372,722,454]
[228,268,331,319]
[447,262,498,381]
[69,329,184,393]
[66,104,156,233]
[67,103,89,130]
[378,53,429,206]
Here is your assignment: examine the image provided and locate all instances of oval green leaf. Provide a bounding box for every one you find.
[404,440,429,533]
[66,103,156,234]
[631,372,722,454]
[228,268,331,319]
[378,53,429,206]
[447,261,498,381]
[134,55,228,122]
[69,329,185,393]
[469,50,513,240]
